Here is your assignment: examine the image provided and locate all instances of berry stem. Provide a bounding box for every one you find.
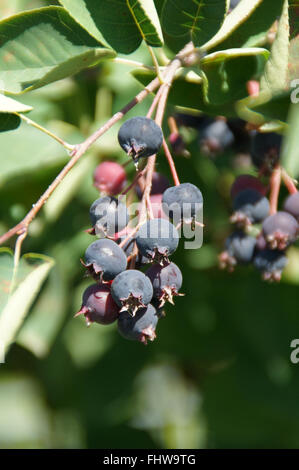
[281,168,298,194]
[162,140,180,186]
[17,113,75,152]
[269,165,281,215]
[119,170,145,197]
[168,116,179,134]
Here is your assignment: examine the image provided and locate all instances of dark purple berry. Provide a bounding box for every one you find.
[262,211,299,250]
[93,161,126,195]
[199,119,234,156]
[136,172,169,199]
[117,304,158,344]
[162,183,203,223]
[231,188,269,226]
[219,231,256,271]
[250,132,282,171]
[230,174,267,199]
[136,218,179,265]
[118,117,163,163]
[253,249,288,282]
[89,196,129,237]
[111,269,153,316]
[283,192,299,221]
[76,284,119,326]
[146,262,183,307]
[83,239,127,281]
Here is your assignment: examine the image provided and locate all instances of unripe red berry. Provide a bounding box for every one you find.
[76,284,120,326]
[93,161,126,195]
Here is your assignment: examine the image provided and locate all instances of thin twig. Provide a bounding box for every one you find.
[269,165,281,215]
[162,140,180,186]
[281,168,297,195]
[17,113,75,151]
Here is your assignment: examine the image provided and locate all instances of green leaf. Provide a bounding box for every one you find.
[0,113,20,132]
[204,0,285,52]
[248,90,292,123]
[0,94,32,113]
[260,0,289,95]
[0,121,82,184]
[0,6,115,94]
[201,47,269,105]
[17,268,67,358]
[126,0,164,47]
[0,94,32,132]
[58,0,142,54]
[281,103,299,177]
[133,48,268,115]
[161,0,228,47]
[0,252,55,354]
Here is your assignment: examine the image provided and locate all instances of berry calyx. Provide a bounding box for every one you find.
[231,188,269,226]
[253,249,288,282]
[118,117,163,164]
[146,262,184,307]
[111,269,153,316]
[262,211,299,250]
[117,304,158,344]
[83,239,127,281]
[76,284,120,326]
[93,161,127,195]
[136,218,179,265]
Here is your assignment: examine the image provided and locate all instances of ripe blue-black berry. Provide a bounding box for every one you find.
[219,231,256,271]
[231,188,269,226]
[93,161,126,195]
[111,269,153,316]
[250,132,282,171]
[136,172,169,199]
[76,284,119,326]
[253,249,288,282]
[84,239,127,281]
[118,117,163,163]
[262,211,299,250]
[283,192,299,221]
[146,262,183,307]
[118,304,158,344]
[230,174,267,200]
[89,196,129,237]
[136,218,179,264]
[199,119,234,155]
[162,183,203,223]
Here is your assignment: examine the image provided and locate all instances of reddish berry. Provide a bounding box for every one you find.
[230,175,267,199]
[93,161,126,195]
[76,284,120,326]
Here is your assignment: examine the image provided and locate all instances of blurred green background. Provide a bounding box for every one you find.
[1,0,299,450]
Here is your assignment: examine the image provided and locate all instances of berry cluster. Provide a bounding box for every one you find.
[76,117,203,344]
[219,132,299,282]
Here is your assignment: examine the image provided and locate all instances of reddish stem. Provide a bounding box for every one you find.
[269,165,281,215]
[162,140,180,186]
[281,168,298,195]
[119,170,145,197]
